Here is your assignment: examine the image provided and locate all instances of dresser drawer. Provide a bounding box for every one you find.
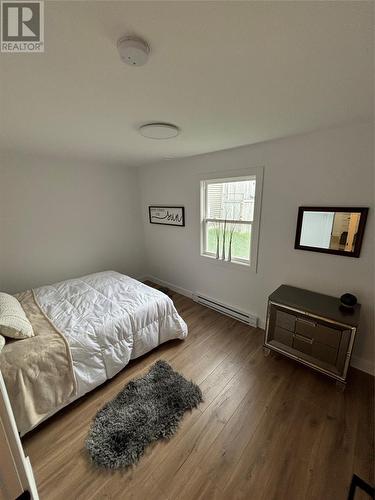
[295,318,341,349]
[273,326,293,347]
[293,334,338,366]
[275,310,296,332]
[313,342,338,365]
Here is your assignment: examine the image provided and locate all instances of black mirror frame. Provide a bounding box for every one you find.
[294,207,369,258]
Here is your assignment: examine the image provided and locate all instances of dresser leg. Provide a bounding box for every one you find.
[335,380,346,392]
[263,347,271,357]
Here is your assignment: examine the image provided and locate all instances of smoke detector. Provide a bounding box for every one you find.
[139,123,180,140]
[117,36,150,66]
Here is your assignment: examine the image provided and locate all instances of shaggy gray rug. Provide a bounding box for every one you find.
[85,360,203,469]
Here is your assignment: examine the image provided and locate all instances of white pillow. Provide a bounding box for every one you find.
[0,335,5,351]
[0,292,34,339]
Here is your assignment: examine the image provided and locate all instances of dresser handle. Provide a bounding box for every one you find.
[296,318,316,328]
[294,333,314,344]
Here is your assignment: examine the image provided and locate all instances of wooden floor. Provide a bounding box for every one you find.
[23,289,374,500]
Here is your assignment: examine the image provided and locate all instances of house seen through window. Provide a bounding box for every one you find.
[201,176,257,265]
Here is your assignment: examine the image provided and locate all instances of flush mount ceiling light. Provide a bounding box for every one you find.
[139,123,180,140]
[117,36,150,66]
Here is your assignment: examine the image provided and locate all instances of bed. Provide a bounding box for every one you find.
[0,271,188,436]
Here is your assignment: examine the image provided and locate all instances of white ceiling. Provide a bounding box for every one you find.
[0,1,373,166]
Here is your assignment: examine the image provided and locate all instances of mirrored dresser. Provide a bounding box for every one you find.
[264,285,361,388]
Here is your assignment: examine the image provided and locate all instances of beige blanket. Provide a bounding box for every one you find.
[0,290,76,435]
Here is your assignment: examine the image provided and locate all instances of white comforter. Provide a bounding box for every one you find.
[34,271,188,398]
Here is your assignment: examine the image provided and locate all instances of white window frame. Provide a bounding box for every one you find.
[199,167,264,271]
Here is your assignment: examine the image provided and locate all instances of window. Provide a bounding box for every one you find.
[200,171,262,268]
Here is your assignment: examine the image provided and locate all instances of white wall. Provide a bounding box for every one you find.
[139,122,374,373]
[0,123,373,374]
[0,152,145,293]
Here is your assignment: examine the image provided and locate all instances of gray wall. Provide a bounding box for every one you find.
[139,122,374,373]
[0,152,145,293]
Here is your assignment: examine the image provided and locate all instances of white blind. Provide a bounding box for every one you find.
[206,179,256,221]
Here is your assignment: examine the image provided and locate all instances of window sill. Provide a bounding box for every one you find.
[200,253,252,270]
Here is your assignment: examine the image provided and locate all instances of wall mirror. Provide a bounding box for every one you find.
[295,207,368,257]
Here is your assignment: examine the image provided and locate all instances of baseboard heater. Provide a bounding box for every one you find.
[193,293,258,327]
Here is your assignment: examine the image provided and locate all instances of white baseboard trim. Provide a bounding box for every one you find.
[143,275,193,299]
[350,355,374,376]
[141,275,374,376]
[135,275,148,283]
[258,319,266,330]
